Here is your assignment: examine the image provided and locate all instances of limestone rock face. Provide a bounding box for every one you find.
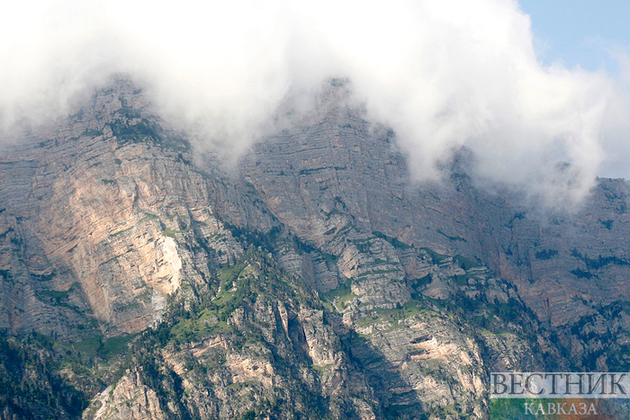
[240,88,630,329]
[84,251,379,420]
[2,78,630,419]
[238,83,630,368]
[91,375,168,420]
[0,79,243,339]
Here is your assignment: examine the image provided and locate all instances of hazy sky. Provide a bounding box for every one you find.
[0,0,628,206]
[519,0,630,74]
[518,0,630,180]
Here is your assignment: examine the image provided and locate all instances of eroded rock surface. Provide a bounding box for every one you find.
[1,78,630,419]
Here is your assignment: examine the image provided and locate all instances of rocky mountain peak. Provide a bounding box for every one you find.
[1,78,629,419]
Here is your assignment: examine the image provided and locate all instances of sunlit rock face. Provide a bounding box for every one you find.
[0,80,243,339]
[1,78,630,419]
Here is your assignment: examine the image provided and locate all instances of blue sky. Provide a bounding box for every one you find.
[518,0,630,74]
[518,0,630,179]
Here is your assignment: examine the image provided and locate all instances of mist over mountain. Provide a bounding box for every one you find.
[2,1,630,419]
[0,77,628,419]
[2,0,629,204]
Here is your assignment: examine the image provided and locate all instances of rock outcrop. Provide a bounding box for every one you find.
[1,78,629,419]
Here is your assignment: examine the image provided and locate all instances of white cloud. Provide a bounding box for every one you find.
[0,0,627,204]
[597,47,630,179]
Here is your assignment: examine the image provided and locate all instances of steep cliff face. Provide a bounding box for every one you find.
[0,78,629,419]
[84,250,382,420]
[239,84,630,329]
[0,80,247,339]
[237,82,630,370]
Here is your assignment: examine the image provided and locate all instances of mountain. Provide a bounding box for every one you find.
[1,78,629,419]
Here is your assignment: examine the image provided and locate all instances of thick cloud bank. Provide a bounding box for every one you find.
[0,0,627,204]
